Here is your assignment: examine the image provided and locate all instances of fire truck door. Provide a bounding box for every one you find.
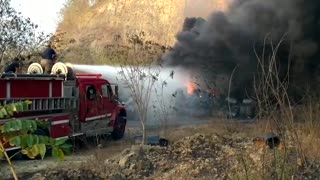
[80,83,105,121]
[99,83,116,116]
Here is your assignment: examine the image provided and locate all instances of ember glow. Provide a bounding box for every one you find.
[185,81,197,95]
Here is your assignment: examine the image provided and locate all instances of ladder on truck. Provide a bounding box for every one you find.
[1,98,77,112]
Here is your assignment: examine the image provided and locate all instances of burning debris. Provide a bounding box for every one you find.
[185,81,197,95]
[173,80,256,119]
[174,87,216,117]
[163,0,320,100]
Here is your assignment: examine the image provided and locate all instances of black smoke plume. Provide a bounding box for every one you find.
[164,0,320,100]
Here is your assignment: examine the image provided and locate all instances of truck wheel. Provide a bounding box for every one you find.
[111,116,126,140]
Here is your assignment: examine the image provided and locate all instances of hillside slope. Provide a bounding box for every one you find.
[54,0,230,64]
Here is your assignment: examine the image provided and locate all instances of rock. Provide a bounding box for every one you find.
[118,152,135,168]
[31,173,45,180]
[297,158,304,168]
[129,164,136,170]
[104,159,110,165]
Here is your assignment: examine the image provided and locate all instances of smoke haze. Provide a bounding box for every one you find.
[71,64,196,124]
[164,0,320,99]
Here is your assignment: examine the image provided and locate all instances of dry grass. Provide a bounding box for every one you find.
[293,102,320,160]
[58,0,185,47]
[55,0,184,65]
[48,115,317,180]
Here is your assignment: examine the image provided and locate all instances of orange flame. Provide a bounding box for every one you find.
[185,81,196,95]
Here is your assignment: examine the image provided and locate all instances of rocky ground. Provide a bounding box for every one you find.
[30,134,320,180]
[2,120,320,180]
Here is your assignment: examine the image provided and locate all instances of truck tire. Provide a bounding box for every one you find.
[111,116,126,140]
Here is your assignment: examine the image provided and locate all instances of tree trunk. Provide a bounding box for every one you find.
[160,117,168,138]
[141,121,147,145]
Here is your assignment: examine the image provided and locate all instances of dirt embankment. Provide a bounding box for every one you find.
[24,122,320,180]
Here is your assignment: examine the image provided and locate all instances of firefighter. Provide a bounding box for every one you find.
[40,44,56,74]
[4,57,22,74]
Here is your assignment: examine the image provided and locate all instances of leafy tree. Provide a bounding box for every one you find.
[0,101,72,180]
[0,0,50,67]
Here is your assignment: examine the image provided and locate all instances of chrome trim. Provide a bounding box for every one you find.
[5,146,21,152]
[61,81,64,97]
[0,112,70,124]
[49,81,52,97]
[51,119,69,125]
[54,136,69,140]
[70,132,84,137]
[6,81,10,98]
[85,114,107,121]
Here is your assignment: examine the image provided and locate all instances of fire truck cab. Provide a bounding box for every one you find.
[0,62,127,152]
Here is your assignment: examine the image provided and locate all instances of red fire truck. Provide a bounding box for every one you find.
[0,62,127,152]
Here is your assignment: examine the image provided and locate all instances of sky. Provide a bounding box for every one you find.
[10,0,67,35]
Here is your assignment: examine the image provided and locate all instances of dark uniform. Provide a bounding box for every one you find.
[40,45,56,74]
[41,47,56,60]
[4,58,22,73]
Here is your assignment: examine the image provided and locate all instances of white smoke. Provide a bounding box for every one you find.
[70,64,193,125]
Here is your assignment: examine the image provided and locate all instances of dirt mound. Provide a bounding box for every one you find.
[158,133,236,179]
[31,133,320,179]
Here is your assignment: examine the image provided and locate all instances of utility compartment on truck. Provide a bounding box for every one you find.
[0,74,79,150]
[0,74,65,99]
[0,74,78,118]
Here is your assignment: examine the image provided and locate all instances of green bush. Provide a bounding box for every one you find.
[0,101,72,179]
